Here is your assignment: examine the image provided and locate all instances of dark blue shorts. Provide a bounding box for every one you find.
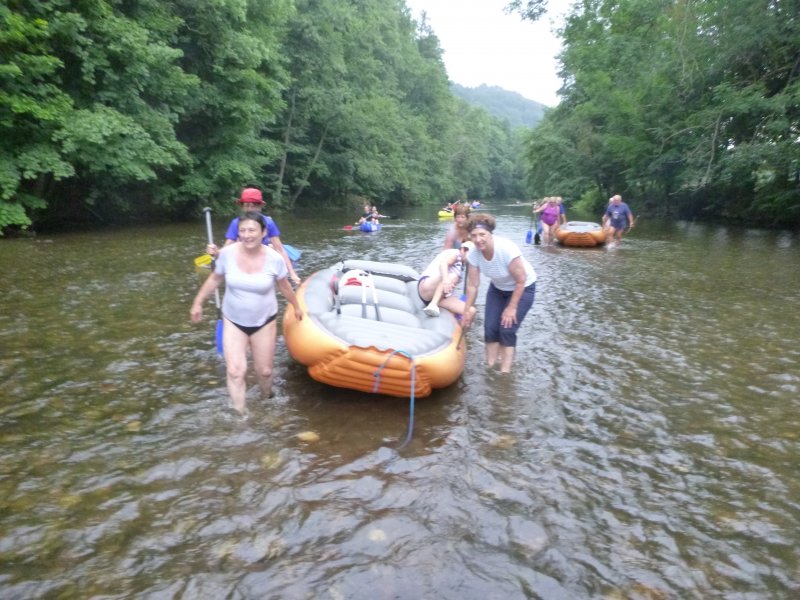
[483,282,536,347]
[609,219,627,231]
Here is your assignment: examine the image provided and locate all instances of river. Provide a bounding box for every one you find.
[1,205,798,598]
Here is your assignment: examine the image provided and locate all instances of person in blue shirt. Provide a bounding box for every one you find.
[602,194,635,244]
[207,188,300,285]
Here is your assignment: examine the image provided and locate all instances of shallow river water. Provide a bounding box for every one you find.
[1,205,799,598]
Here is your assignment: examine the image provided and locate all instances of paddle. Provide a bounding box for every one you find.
[283,243,301,263]
[202,207,224,356]
[194,253,212,267]
[343,225,354,230]
[525,213,534,244]
[534,215,542,245]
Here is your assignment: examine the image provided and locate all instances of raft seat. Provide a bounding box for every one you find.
[317,312,449,355]
[337,285,415,315]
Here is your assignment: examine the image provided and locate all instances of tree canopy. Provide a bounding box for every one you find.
[515,0,800,227]
[4,0,798,232]
[1,0,528,233]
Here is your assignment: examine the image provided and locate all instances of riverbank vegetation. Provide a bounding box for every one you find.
[513,0,800,227]
[1,0,528,232]
[2,1,798,233]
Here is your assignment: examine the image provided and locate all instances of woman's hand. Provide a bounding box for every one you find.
[190,303,203,323]
[206,243,219,258]
[500,306,518,328]
[443,280,454,295]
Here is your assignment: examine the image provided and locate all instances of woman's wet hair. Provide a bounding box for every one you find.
[466,213,496,233]
[240,211,267,231]
[453,204,471,217]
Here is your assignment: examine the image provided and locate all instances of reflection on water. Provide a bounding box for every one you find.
[1,210,799,598]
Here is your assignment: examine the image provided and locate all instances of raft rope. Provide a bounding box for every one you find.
[373,349,416,450]
[367,271,382,321]
[329,271,342,314]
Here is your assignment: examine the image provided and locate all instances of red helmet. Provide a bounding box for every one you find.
[238,188,265,205]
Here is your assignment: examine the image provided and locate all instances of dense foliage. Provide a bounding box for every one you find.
[6,0,795,232]
[0,0,526,233]
[515,0,800,227]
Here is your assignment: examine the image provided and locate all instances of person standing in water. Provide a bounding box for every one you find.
[442,204,471,250]
[191,212,303,414]
[603,194,635,244]
[461,214,537,374]
[532,197,560,244]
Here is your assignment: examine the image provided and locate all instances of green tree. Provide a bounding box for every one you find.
[0,5,74,231]
[170,0,290,211]
[519,0,800,225]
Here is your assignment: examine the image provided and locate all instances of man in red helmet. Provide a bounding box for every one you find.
[207,187,301,285]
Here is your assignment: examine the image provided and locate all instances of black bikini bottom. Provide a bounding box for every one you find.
[230,313,277,336]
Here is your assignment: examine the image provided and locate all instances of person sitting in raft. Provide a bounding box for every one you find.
[441,199,462,213]
[207,187,301,285]
[191,212,303,414]
[356,203,381,226]
[370,204,388,218]
[418,242,477,318]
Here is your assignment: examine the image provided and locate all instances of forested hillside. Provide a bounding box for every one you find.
[0,0,527,232]
[451,84,546,129]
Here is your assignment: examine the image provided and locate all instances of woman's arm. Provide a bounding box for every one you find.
[460,264,481,329]
[269,236,301,285]
[190,271,224,322]
[276,276,303,320]
[500,257,527,328]
[439,251,458,295]
[443,227,456,251]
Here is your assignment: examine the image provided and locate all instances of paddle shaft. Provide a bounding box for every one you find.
[525,212,534,243]
[203,208,222,312]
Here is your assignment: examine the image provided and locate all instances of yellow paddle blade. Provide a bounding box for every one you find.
[194,254,212,267]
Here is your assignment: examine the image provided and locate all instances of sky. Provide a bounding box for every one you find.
[404,0,571,106]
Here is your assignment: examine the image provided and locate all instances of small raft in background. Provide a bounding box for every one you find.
[437,209,454,218]
[282,260,465,398]
[359,221,381,232]
[555,221,608,247]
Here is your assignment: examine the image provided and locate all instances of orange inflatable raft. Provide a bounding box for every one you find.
[282,260,465,398]
[555,221,608,247]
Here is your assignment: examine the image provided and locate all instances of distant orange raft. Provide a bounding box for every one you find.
[282,260,465,398]
[555,221,608,247]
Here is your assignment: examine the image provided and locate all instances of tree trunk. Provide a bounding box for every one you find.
[274,89,296,207]
[289,123,329,209]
